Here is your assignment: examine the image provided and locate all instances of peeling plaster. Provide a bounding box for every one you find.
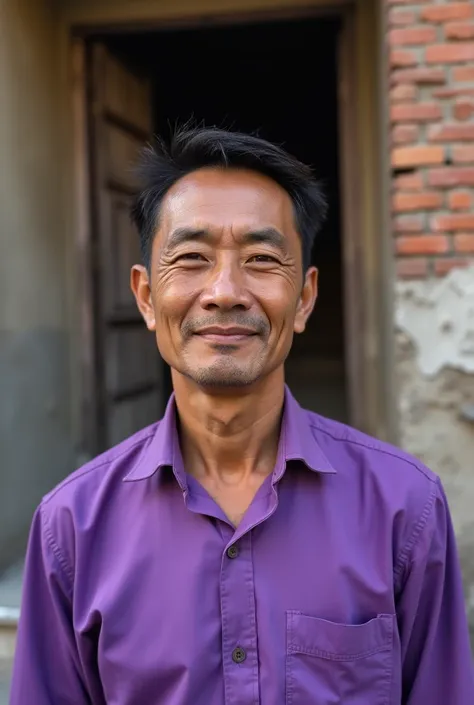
[395,331,474,647]
[395,268,474,646]
[396,266,474,376]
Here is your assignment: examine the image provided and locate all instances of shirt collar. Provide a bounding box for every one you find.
[277,386,336,477]
[123,385,336,483]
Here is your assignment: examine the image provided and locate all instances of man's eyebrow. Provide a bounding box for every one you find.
[242,228,287,250]
[166,227,206,250]
[165,226,287,251]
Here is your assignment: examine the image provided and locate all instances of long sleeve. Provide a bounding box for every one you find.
[9,505,91,704]
[397,478,474,704]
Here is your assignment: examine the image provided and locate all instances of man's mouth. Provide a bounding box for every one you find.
[194,326,258,344]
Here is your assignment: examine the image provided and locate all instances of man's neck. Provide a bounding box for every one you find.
[172,369,285,484]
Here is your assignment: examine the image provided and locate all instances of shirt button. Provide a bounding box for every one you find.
[232,646,246,664]
[226,544,239,559]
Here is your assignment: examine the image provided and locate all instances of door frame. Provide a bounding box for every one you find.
[70,0,394,457]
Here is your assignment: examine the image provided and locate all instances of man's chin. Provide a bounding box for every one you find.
[185,363,260,389]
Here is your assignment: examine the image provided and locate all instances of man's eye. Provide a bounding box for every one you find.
[179,253,205,261]
[248,255,279,263]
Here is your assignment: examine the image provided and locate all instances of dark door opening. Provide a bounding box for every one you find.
[95,13,348,426]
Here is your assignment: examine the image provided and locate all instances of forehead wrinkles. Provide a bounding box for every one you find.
[158,185,296,249]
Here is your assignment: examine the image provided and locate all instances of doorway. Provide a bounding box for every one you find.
[82,11,351,453]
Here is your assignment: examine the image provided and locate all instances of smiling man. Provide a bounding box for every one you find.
[11,127,474,704]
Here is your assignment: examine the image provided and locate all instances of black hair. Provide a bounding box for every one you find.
[130,125,327,272]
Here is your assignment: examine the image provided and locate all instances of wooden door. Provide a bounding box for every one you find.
[87,44,164,451]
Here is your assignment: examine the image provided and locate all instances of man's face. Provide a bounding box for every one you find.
[132,168,318,390]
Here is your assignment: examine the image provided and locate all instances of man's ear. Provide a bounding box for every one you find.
[294,267,318,334]
[130,265,156,331]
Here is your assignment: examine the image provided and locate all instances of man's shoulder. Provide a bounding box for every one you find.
[303,406,440,496]
[41,421,160,512]
[302,408,444,570]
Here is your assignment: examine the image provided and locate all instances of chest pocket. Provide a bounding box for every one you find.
[286,611,394,705]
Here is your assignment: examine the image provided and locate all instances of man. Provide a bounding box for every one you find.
[11,126,474,704]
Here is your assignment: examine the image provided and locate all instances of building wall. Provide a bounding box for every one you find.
[0,0,74,570]
[388,0,474,637]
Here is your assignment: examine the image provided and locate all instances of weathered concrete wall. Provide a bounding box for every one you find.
[0,0,74,571]
[396,266,474,644]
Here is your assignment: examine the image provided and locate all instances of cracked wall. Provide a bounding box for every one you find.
[396,265,474,645]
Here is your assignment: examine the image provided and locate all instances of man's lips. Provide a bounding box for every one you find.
[194,326,258,343]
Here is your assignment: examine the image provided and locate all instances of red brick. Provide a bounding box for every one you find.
[389,27,437,46]
[445,22,474,40]
[452,145,474,163]
[393,172,425,191]
[453,66,474,82]
[391,68,446,85]
[454,100,474,121]
[434,258,470,276]
[421,3,473,23]
[428,167,474,187]
[389,9,417,26]
[432,87,474,98]
[393,191,443,212]
[397,258,428,279]
[426,43,474,64]
[390,84,417,102]
[454,235,474,252]
[448,190,472,210]
[396,235,449,255]
[388,0,429,4]
[390,50,419,67]
[428,123,474,141]
[392,124,420,145]
[432,214,474,231]
[391,145,444,167]
[391,102,442,122]
[394,215,425,232]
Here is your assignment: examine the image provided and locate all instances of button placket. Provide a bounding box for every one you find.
[220,533,259,704]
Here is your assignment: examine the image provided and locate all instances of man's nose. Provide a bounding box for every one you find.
[199,257,252,311]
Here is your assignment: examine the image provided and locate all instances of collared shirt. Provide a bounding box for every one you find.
[10,388,474,704]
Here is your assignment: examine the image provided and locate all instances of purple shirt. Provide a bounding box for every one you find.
[10,388,474,704]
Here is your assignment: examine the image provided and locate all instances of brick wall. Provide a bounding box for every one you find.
[388,0,474,279]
